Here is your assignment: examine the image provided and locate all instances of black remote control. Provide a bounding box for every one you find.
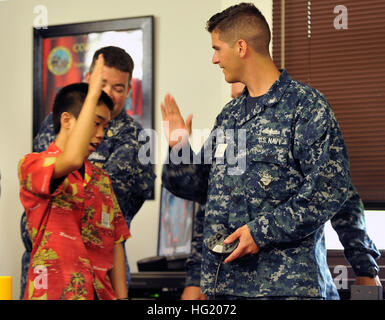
[207,230,239,254]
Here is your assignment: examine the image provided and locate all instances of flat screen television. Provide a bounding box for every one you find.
[157,186,196,257]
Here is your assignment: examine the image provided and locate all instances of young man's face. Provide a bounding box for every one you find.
[211,30,240,83]
[87,103,111,156]
[86,66,131,120]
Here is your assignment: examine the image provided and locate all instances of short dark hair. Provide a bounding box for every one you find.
[206,2,271,55]
[89,46,134,83]
[52,82,114,134]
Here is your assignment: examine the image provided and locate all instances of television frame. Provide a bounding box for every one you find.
[157,186,197,257]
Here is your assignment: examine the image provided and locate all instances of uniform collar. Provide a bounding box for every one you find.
[103,110,127,139]
[236,69,292,126]
[256,69,291,108]
[111,110,128,126]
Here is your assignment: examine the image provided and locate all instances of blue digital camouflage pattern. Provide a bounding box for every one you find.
[185,204,205,288]
[330,183,380,276]
[163,70,380,299]
[20,110,156,299]
[180,183,380,300]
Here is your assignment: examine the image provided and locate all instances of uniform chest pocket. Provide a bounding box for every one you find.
[246,138,291,200]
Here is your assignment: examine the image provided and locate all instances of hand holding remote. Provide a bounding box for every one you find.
[207,230,239,254]
[223,225,259,263]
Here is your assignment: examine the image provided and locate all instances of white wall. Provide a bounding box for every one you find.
[325,211,385,250]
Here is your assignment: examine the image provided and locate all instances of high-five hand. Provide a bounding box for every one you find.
[87,54,104,98]
[160,93,193,148]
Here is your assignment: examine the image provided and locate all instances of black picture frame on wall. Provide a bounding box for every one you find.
[33,16,154,138]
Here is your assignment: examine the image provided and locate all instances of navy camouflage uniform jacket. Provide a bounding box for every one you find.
[20,110,155,298]
[163,70,380,299]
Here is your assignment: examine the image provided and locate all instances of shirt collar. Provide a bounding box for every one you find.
[46,141,62,154]
[240,69,292,108]
[236,69,292,126]
[111,110,128,126]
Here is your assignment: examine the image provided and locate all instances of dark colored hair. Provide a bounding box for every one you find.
[206,2,271,55]
[52,82,114,134]
[89,46,134,83]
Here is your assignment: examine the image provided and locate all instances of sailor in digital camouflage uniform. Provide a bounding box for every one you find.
[161,3,380,299]
[178,118,379,298]
[20,46,155,299]
[178,174,380,300]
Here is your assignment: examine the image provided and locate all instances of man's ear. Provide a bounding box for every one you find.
[85,72,90,83]
[237,39,248,58]
[60,112,75,130]
[122,83,131,100]
[126,81,132,96]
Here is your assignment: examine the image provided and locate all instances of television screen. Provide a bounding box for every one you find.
[158,187,195,257]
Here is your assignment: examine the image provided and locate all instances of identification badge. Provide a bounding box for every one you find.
[214,144,227,158]
[101,212,110,228]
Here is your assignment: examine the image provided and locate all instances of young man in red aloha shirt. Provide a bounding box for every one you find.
[18,55,130,300]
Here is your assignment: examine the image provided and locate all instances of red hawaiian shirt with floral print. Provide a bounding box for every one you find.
[18,142,130,300]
